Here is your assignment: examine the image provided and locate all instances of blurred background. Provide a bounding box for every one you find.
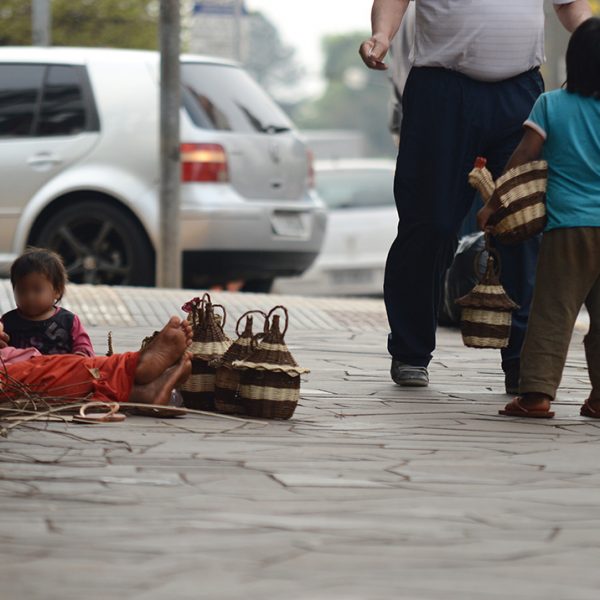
[1,0,599,299]
[2,0,595,159]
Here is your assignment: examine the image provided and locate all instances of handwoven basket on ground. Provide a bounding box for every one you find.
[455,246,519,349]
[179,296,231,411]
[232,306,309,420]
[469,157,547,244]
[212,310,268,415]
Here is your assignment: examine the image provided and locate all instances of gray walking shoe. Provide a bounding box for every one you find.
[390,359,429,387]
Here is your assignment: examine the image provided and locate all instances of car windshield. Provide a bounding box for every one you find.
[181,63,292,134]
[316,168,396,210]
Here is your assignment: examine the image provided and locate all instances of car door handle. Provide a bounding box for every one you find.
[27,153,63,167]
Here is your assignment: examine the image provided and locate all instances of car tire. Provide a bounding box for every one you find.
[34,200,155,286]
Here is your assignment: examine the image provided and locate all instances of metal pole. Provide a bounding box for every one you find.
[158,0,182,288]
[32,0,51,46]
[233,0,242,61]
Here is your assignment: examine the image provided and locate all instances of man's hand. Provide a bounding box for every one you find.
[359,32,390,70]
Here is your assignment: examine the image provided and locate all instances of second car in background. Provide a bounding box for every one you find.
[274,159,397,296]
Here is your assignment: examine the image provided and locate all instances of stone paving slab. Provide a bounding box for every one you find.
[0,283,598,599]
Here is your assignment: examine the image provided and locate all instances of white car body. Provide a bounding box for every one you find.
[275,159,397,296]
[0,47,326,287]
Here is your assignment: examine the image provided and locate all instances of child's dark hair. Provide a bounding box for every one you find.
[566,17,600,98]
[10,247,68,301]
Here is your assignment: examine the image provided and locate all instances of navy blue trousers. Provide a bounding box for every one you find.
[385,67,543,369]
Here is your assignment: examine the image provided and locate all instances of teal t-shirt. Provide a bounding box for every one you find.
[525,89,600,231]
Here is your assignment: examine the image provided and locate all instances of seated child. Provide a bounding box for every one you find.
[1,248,95,357]
[478,17,600,418]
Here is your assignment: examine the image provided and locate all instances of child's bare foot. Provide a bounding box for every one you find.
[181,318,193,346]
[517,393,552,412]
[130,353,192,407]
[500,393,554,418]
[135,316,188,384]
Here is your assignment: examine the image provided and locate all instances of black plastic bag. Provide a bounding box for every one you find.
[439,232,488,326]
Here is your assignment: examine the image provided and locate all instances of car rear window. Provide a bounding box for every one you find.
[181,63,293,134]
[316,169,396,209]
[0,63,98,138]
[38,65,87,136]
[0,64,45,137]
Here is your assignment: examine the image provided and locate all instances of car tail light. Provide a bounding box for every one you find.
[306,148,315,189]
[180,143,229,182]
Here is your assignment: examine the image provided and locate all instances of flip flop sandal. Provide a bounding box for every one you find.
[499,396,554,418]
[73,402,126,424]
[580,400,600,418]
[125,405,187,418]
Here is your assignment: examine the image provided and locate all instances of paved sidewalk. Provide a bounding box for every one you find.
[0,284,598,600]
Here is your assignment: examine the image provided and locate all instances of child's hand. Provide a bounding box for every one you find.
[477,205,495,232]
[0,323,9,349]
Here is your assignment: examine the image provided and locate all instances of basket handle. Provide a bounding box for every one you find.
[235,309,268,338]
[473,248,501,281]
[212,303,227,329]
[267,305,289,337]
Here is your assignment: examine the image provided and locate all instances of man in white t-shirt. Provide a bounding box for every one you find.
[359,0,592,391]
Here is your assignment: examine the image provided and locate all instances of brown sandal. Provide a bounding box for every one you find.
[580,399,600,419]
[499,396,554,418]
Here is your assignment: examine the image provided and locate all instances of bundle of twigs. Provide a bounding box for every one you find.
[0,364,94,436]
[0,363,265,437]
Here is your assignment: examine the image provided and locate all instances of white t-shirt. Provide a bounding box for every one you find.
[412,0,575,82]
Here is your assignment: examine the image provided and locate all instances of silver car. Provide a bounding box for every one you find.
[0,47,326,289]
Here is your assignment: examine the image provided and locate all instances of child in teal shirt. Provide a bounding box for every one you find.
[478,17,600,418]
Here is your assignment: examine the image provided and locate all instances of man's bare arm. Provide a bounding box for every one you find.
[359,0,410,70]
[554,0,593,32]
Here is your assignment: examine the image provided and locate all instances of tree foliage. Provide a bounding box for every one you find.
[0,0,159,49]
[243,12,304,97]
[292,32,395,158]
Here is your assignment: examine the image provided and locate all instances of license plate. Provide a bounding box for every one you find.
[330,268,375,284]
[271,212,307,237]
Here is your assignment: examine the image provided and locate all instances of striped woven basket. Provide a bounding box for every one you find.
[469,157,547,245]
[179,297,231,411]
[232,306,309,420]
[212,310,267,415]
[455,247,519,349]
[487,160,547,244]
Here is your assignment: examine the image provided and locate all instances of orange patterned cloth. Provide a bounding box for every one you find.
[3,352,139,403]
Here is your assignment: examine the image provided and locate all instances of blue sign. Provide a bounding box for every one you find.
[193,1,247,15]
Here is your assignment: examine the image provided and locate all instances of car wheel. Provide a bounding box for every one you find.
[241,278,274,293]
[34,200,155,286]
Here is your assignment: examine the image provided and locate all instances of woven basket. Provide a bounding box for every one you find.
[213,310,268,415]
[182,295,206,331]
[232,306,309,420]
[179,295,231,411]
[455,245,519,349]
[468,156,495,202]
[469,157,547,245]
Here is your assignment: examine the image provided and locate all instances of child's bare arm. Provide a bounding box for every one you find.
[504,127,545,173]
[477,127,545,230]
